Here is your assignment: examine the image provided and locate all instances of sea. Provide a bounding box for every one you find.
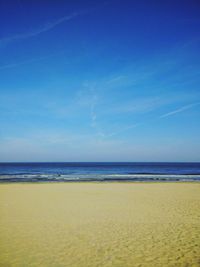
[0,162,200,182]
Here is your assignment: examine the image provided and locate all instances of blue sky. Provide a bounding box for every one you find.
[0,0,200,162]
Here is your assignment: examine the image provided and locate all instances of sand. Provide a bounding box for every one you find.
[0,183,200,267]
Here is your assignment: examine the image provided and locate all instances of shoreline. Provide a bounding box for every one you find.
[0,180,200,184]
[2,181,200,185]
[1,177,200,183]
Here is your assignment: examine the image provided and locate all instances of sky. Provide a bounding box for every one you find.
[0,0,200,162]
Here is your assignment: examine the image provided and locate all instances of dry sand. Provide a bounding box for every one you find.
[0,183,200,267]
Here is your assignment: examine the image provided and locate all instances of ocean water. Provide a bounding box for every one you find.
[0,162,200,182]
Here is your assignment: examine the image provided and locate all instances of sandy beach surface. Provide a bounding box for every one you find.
[0,183,200,267]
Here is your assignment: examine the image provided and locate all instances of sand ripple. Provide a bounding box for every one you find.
[0,183,200,267]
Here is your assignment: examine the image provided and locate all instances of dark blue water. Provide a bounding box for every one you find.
[0,162,200,182]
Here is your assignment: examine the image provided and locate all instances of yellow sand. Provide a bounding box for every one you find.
[0,183,200,267]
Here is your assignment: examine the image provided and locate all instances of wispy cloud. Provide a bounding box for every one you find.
[160,102,200,118]
[106,123,141,137]
[87,87,105,137]
[109,102,200,136]
[0,4,104,46]
[106,96,162,115]
[0,13,78,45]
[0,51,65,70]
[106,101,200,137]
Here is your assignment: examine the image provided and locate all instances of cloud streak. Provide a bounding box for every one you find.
[89,89,105,137]
[103,101,200,138]
[160,102,200,118]
[0,52,65,70]
[107,123,141,137]
[0,13,78,45]
[0,4,103,46]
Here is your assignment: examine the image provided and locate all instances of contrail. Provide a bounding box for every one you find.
[107,123,141,137]
[106,102,199,137]
[160,102,200,118]
[0,12,81,45]
[0,3,108,46]
[0,50,66,70]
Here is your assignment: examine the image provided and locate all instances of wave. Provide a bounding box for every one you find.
[0,173,200,182]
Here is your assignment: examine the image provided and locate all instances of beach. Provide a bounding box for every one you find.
[0,183,200,267]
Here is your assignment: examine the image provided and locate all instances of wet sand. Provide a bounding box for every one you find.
[0,183,200,267]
